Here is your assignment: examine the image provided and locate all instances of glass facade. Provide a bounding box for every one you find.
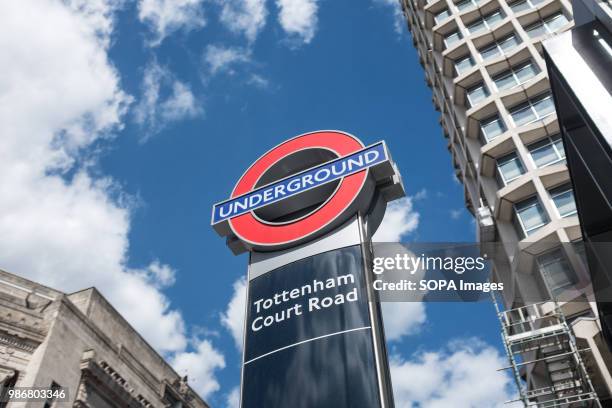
[544,19,612,352]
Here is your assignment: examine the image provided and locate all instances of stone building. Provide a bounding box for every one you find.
[0,269,209,408]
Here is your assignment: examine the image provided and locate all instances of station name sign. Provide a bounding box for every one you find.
[212,142,387,225]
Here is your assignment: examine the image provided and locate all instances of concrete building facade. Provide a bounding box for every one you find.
[0,269,208,408]
[399,0,612,404]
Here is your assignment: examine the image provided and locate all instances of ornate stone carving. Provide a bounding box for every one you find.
[0,367,15,384]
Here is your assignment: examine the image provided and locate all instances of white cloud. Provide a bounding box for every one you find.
[450,208,463,220]
[162,81,201,121]
[226,386,240,408]
[171,339,226,398]
[372,0,405,35]
[202,45,270,89]
[248,73,271,88]
[221,277,247,350]
[204,45,251,75]
[134,60,201,140]
[391,340,517,407]
[382,302,426,341]
[375,242,427,341]
[0,0,222,397]
[276,0,319,45]
[147,260,177,287]
[373,197,420,242]
[413,188,428,201]
[219,0,268,42]
[138,0,206,46]
[67,0,121,44]
[452,171,462,184]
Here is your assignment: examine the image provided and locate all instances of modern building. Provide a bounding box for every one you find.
[399,0,612,404]
[543,0,612,352]
[0,269,209,408]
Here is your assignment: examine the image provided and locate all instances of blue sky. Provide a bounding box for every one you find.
[1,1,517,406]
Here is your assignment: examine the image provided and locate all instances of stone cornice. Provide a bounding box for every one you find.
[0,329,40,352]
[76,355,146,408]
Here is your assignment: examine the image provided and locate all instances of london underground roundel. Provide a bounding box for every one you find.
[212,130,403,253]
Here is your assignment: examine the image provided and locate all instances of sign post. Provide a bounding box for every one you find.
[212,130,404,408]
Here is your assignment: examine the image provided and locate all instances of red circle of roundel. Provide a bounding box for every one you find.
[229,130,367,249]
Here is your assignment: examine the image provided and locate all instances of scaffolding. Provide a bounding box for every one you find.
[493,298,602,407]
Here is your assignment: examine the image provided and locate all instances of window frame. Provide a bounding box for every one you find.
[492,60,540,91]
[480,114,506,142]
[479,33,520,61]
[444,30,463,48]
[509,92,555,127]
[549,183,577,218]
[509,0,546,13]
[466,82,490,107]
[455,54,475,75]
[513,195,549,237]
[435,8,452,24]
[466,9,505,34]
[528,134,566,168]
[496,151,525,186]
[536,247,577,296]
[455,0,483,11]
[525,12,569,37]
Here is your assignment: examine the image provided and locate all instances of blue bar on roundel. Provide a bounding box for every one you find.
[212,143,387,225]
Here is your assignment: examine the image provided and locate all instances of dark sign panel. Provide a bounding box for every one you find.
[242,246,381,408]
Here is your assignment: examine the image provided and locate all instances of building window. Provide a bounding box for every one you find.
[455,0,484,11]
[525,13,570,38]
[479,34,520,61]
[537,248,577,296]
[0,371,18,408]
[509,0,546,13]
[550,184,577,217]
[42,382,62,408]
[514,196,548,237]
[509,92,555,127]
[467,10,505,34]
[492,60,540,91]
[444,30,463,48]
[466,82,489,106]
[455,55,475,75]
[496,152,525,186]
[435,9,451,24]
[480,115,506,142]
[528,134,566,167]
